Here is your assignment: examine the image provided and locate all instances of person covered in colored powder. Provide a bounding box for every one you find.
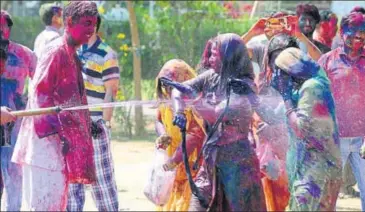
[0,32,12,202]
[0,36,15,125]
[0,10,37,211]
[296,3,331,54]
[34,2,64,59]
[67,14,120,212]
[0,34,15,145]
[318,11,365,211]
[269,46,342,211]
[313,10,338,49]
[154,59,206,211]
[240,12,297,211]
[332,6,365,50]
[315,10,359,199]
[11,1,99,210]
[172,33,266,211]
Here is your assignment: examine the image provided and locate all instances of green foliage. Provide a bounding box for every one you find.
[135,1,256,79]
[9,2,256,138]
[10,2,255,91]
[11,16,44,49]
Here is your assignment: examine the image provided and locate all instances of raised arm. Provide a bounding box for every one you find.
[241,18,267,59]
[285,81,330,151]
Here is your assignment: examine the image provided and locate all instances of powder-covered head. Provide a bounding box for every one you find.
[0,10,13,39]
[201,33,254,94]
[216,33,254,80]
[156,59,196,100]
[63,1,98,24]
[340,11,365,52]
[39,2,63,28]
[263,33,300,84]
[274,47,320,80]
[350,6,365,14]
[318,10,338,39]
[296,4,320,37]
[63,1,99,45]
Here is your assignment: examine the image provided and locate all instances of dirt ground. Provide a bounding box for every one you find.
[83,141,362,211]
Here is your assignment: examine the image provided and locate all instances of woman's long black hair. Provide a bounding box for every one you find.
[214,33,255,95]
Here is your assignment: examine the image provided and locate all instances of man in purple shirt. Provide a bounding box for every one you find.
[318,11,365,210]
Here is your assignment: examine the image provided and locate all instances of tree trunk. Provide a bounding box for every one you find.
[126,1,145,136]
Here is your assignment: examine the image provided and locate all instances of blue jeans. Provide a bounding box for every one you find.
[0,120,22,211]
[340,137,365,211]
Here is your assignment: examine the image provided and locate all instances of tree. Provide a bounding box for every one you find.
[126,1,145,136]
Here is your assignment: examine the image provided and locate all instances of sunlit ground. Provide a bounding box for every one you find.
[81,141,361,211]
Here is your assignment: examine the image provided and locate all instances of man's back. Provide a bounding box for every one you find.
[33,26,62,59]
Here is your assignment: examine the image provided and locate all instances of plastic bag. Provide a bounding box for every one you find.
[144,148,176,206]
[256,142,281,180]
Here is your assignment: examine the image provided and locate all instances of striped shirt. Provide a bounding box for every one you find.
[78,36,120,116]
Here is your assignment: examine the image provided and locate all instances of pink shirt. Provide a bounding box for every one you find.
[2,41,37,94]
[12,35,94,175]
[318,48,365,137]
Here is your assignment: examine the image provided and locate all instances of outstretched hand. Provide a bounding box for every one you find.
[173,112,187,130]
[160,77,194,95]
[249,18,267,36]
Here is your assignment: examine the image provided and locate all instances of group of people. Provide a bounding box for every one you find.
[153,3,365,212]
[0,1,364,211]
[1,1,119,211]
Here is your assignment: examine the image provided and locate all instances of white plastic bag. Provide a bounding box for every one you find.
[143,148,176,206]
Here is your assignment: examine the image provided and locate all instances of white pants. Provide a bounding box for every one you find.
[22,164,68,211]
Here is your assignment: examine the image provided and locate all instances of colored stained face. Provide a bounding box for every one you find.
[264,17,286,39]
[54,9,64,28]
[67,16,97,45]
[0,16,11,39]
[318,18,337,38]
[299,14,317,36]
[342,29,365,52]
[209,42,222,73]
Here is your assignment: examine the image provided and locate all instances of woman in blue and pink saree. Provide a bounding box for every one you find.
[267,46,342,211]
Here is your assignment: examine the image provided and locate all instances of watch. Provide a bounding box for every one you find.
[105,121,112,129]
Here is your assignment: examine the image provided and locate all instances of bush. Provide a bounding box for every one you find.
[9,2,256,138]
[11,16,44,49]
[11,2,255,84]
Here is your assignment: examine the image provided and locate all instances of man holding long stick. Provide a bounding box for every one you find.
[11,2,98,210]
